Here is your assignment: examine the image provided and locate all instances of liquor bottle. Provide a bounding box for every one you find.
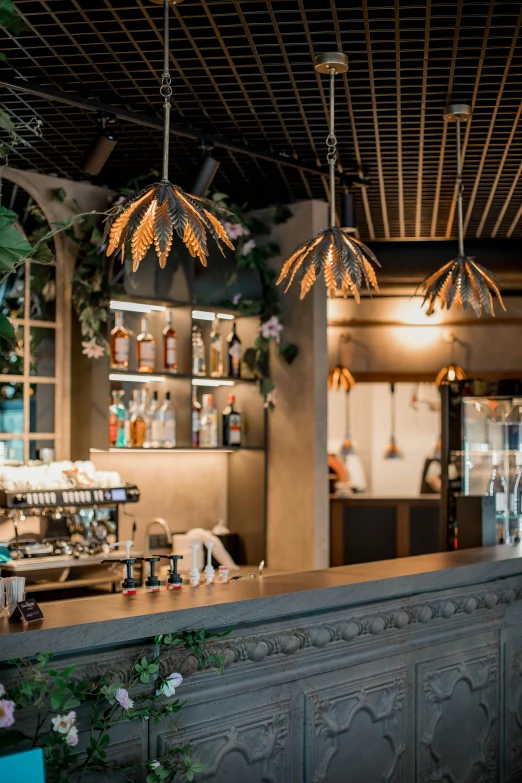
[511,452,522,521]
[200,393,218,448]
[130,390,148,447]
[222,394,242,447]
[163,311,178,372]
[210,318,224,377]
[227,321,242,378]
[109,390,126,448]
[125,389,138,447]
[159,391,176,447]
[110,311,130,370]
[192,390,201,448]
[137,317,156,373]
[145,390,159,448]
[192,325,206,376]
[488,451,508,542]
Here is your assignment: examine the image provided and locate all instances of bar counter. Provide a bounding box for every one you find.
[2,546,522,781]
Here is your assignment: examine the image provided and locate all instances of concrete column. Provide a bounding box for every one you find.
[263,200,329,572]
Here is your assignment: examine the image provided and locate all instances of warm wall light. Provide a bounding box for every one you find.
[327,365,355,392]
[192,310,215,321]
[191,379,235,387]
[104,0,233,271]
[435,364,467,387]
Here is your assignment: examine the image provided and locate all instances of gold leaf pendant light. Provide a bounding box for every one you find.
[421,104,505,317]
[277,53,380,300]
[104,0,234,271]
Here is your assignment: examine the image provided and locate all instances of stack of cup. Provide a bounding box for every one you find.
[5,576,25,616]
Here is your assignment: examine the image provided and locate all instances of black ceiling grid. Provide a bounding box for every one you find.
[0,1,521,240]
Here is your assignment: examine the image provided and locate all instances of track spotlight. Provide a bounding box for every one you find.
[340,182,356,235]
[82,115,117,176]
[192,155,220,197]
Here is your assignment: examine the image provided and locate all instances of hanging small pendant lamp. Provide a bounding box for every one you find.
[277,53,380,301]
[384,383,403,459]
[421,104,504,317]
[104,0,234,271]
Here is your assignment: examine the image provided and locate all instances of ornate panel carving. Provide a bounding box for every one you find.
[418,649,498,782]
[157,700,291,783]
[506,637,522,779]
[305,670,406,782]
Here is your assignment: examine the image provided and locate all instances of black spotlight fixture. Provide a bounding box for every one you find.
[82,114,118,176]
[192,147,220,197]
[340,177,355,234]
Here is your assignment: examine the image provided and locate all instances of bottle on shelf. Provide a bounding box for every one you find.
[163,311,178,373]
[510,451,522,524]
[200,393,218,448]
[130,389,148,447]
[110,311,130,370]
[126,389,138,447]
[159,391,176,447]
[488,450,508,542]
[227,321,242,379]
[222,394,242,447]
[109,390,126,448]
[210,317,224,377]
[192,325,206,376]
[192,390,202,448]
[145,390,159,448]
[137,317,156,373]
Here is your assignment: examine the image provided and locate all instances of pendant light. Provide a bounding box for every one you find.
[104,0,234,271]
[384,383,403,459]
[435,331,467,386]
[328,333,356,455]
[421,104,504,317]
[277,53,380,301]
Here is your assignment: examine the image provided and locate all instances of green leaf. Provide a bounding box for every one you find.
[0,729,31,752]
[50,693,62,709]
[147,663,159,673]
[0,313,16,345]
[186,771,194,782]
[98,733,110,749]
[63,697,81,710]
[0,206,33,270]
[191,763,207,772]
[140,671,150,684]
[146,775,159,783]
[29,242,55,264]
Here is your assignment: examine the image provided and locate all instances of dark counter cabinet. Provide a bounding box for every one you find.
[330,495,441,566]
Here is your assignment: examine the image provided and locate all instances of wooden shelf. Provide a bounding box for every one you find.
[109,370,257,384]
[91,447,265,454]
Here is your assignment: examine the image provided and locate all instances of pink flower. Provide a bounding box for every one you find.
[51,711,76,734]
[264,388,277,409]
[66,726,78,747]
[81,339,105,360]
[241,238,256,256]
[221,221,249,241]
[115,688,133,710]
[0,699,15,728]
[156,672,183,698]
[259,316,283,343]
[232,293,242,305]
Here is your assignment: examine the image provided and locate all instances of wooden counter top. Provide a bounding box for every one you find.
[1,545,522,661]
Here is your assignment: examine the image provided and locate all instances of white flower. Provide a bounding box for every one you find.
[148,760,161,770]
[259,316,283,343]
[66,726,78,747]
[52,711,76,735]
[81,339,105,359]
[115,687,133,710]
[156,672,183,698]
[0,684,5,697]
[241,238,256,256]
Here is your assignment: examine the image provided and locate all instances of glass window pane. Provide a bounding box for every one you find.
[30,263,56,322]
[29,384,55,433]
[0,267,25,319]
[30,327,55,377]
[0,325,24,376]
[0,439,24,463]
[29,439,55,462]
[0,383,24,433]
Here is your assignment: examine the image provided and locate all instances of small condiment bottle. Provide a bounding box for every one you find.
[189,542,201,587]
[218,565,229,583]
[143,557,161,593]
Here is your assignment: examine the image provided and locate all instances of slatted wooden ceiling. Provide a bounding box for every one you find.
[1,0,522,242]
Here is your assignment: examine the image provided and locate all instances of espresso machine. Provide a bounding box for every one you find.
[0,484,140,598]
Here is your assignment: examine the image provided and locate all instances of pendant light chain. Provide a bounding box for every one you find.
[161,0,172,182]
[327,67,337,229]
[455,116,464,257]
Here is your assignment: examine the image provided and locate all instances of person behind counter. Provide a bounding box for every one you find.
[420,438,457,494]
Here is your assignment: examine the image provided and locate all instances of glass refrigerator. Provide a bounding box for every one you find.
[441,379,522,550]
